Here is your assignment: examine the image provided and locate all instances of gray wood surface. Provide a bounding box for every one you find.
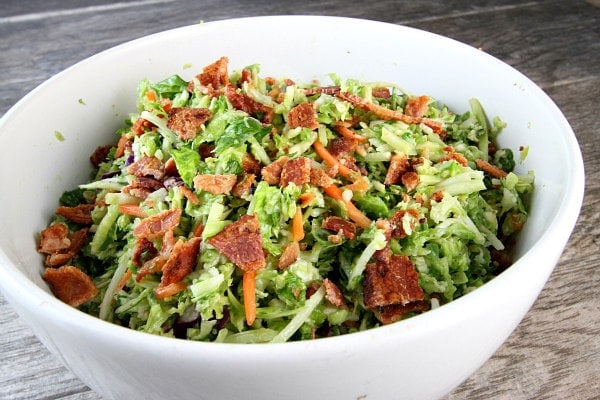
[1,1,599,399]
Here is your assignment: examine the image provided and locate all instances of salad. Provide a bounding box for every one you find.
[38,57,534,343]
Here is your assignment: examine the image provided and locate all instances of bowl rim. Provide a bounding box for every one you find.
[0,15,585,355]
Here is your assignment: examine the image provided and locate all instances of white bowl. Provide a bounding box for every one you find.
[0,16,584,400]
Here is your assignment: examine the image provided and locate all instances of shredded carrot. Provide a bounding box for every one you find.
[193,223,204,237]
[154,281,187,300]
[243,271,257,326]
[292,206,305,242]
[323,184,371,228]
[297,192,315,207]
[334,123,367,142]
[115,268,132,293]
[313,140,354,178]
[342,177,369,192]
[145,90,157,102]
[118,204,148,218]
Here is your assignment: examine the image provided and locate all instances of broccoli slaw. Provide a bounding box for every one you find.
[38,57,534,343]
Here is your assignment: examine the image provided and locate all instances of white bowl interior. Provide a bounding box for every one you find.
[0,16,584,400]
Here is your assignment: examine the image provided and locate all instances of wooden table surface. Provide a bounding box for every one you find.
[1,1,599,399]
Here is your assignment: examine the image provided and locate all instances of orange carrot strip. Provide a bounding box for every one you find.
[342,177,369,192]
[145,90,157,102]
[334,123,367,142]
[292,206,305,242]
[154,281,187,300]
[243,271,257,326]
[115,268,132,292]
[312,140,354,178]
[118,204,148,218]
[323,184,371,228]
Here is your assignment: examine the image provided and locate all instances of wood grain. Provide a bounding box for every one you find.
[1,1,598,399]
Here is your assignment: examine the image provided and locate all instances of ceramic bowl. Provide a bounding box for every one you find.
[0,16,584,400]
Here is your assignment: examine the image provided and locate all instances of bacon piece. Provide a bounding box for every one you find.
[373,301,430,324]
[207,214,265,272]
[159,237,201,287]
[55,204,94,225]
[321,216,356,240]
[384,154,410,185]
[193,174,237,195]
[90,144,112,168]
[179,185,199,205]
[441,146,468,167]
[277,241,300,270]
[404,95,430,118]
[224,84,273,121]
[371,87,391,98]
[132,117,155,136]
[132,237,158,268]
[44,228,89,267]
[38,223,70,254]
[401,171,420,191]
[133,208,181,240]
[127,156,165,180]
[310,167,334,188]
[164,157,179,177]
[287,102,319,130]
[232,173,256,198]
[135,230,175,282]
[242,153,262,175]
[166,107,212,141]
[197,56,229,89]
[304,86,341,96]
[260,156,289,185]
[329,136,356,158]
[323,278,346,308]
[280,157,311,187]
[43,265,97,307]
[388,209,421,239]
[363,249,424,309]
[337,92,420,124]
[476,158,508,178]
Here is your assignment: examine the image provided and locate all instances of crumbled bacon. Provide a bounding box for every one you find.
[90,144,112,168]
[242,153,262,175]
[388,209,421,239]
[363,249,424,310]
[207,214,265,272]
[309,167,334,188]
[232,173,256,198]
[44,228,89,267]
[166,107,212,140]
[337,92,420,124]
[287,102,319,130]
[131,118,155,136]
[164,157,179,177]
[133,208,181,240]
[329,136,356,158]
[179,185,199,205]
[127,156,165,180]
[38,223,71,254]
[196,56,229,89]
[476,158,508,178]
[280,157,312,187]
[55,204,94,225]
[136,230,175,282]
[224,84,273,122]
[277,241,300,270]
[323,278,346,308]
[132,237,158,268]
[404,95,430,118]
[441,146,468,167]
[384,154,410,185]
[321,216,356,240]
[159,237,201,287]
[371,87,391,98]
[43,265,97,307]
[373,301,430,324]
[260,156,289,185]
[304,86,341,96]
[193,174,237,195]
[401,171,420,191]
